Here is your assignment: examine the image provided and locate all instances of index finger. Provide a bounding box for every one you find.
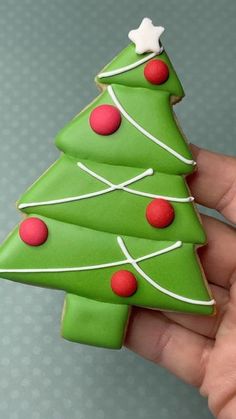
[187,145,236,224]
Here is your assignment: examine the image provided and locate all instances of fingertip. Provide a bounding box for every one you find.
[186,146,236,223]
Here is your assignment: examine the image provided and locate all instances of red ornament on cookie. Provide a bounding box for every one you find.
[89,104,121,135]
[111,270,137,297]
[146,198,174,228]
[19,217,48,246]
[144,59,169,85]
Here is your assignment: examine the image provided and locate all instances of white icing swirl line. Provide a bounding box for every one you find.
[97,49,163,79]
[0,238,215,306]
[18,163,193,209]
[107,85,196,166]
[0,240,181,273]
[78,162,194,202]
[78,162,153,189]
[117,237,215,306]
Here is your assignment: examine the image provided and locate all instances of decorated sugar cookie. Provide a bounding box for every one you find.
[0,18,215,349]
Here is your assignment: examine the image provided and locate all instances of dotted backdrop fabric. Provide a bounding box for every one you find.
[0,1,235,418]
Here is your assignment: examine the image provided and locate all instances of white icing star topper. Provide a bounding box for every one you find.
[128,17,164,55]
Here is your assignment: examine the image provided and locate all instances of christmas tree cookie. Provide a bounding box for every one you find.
[0,18,215,349]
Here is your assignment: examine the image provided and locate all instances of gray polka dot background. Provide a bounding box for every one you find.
[0,0,235,418]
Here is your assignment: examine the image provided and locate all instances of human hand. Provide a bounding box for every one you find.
[125,145,236,419]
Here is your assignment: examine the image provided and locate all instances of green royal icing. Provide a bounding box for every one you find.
[0,215,212,314]
[18,155,206,244]
[0,36,215,349]
[61,294,130,349]
[56,85,193,175]
[96,43,185,98]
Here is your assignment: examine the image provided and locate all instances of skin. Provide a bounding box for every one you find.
[124,144,236,419]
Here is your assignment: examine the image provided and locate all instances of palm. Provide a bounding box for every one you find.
[203,282,236,417]
[125,145,236,419]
